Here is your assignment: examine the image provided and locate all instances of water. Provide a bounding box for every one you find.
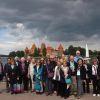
[0,57,8,66]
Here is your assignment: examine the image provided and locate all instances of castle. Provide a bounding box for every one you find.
[24,43,64,57]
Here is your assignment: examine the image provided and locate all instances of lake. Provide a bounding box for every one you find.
[0,57,8,66]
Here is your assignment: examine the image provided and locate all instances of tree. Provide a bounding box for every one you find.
[42,48,47,57]
[64,49,68,55]
[9,50,25,58]
[9,51,16,57]
[33,48,40,57]
[20,51,25,57]
[68,45,76,55]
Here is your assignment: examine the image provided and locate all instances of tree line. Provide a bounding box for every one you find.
[8,45,100,58]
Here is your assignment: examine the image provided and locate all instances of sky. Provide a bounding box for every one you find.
[0,0,100,54]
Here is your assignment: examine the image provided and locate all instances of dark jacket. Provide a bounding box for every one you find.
[0,63,4,80]
[85,63,92,79]
[59,68,66,83]
[76,65,86,80]
[8,64,19,84]
[42,63,54,79]
[97,65,100,79]
[19,62,28,76]
[42,64,47,81]
[67,61,78,76]
[50,61,57,70]
[4,63,11,76]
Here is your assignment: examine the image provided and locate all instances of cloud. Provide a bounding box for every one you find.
[0,0,100,54]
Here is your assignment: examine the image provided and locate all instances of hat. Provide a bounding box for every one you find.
[83,57,90,61]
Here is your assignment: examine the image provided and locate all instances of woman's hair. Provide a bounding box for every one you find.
[10,58,15,64]
[92,58,98,64]
[77,58,84,65]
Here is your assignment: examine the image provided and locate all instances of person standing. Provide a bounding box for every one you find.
[53,61,61,96]
[4,58,11,92]
[97,59,100,97]
[83,58,92,93]
[34,60,43,94]
[28,58,36,92]
[0,58,4,93]
[67,55,78,95]
[45,59,54,96]
[50,56,57,93]
[92,58,100,97]
[61,61,72,99]
[7,59,19,94]
[19,57,29,92]
[76,58,86,99]
[74,50,82,63]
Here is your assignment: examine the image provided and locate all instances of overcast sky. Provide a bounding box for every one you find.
[0,0,100,54]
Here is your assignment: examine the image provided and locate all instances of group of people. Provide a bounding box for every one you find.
[0,50,100,99]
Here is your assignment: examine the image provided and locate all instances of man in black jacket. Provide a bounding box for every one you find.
[83,58,92,93]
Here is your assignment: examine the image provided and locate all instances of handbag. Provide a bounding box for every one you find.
[65,78,72,84]
[48,72,54,78]
[46,65,54,78]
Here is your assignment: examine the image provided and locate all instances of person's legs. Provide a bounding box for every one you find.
[82,81,86,93]
[48,79,53,94]
[28,76,32,91]
[30,74,34,91]
[45,78,49,95]
[59,82,64,97]
[40,81,43,93]
[10,80,14,94]
[56,81,60,96]
[71,76,77,95]
[77,76,83,98]
[86,79,90,93]
[0,81,1,93]
[97,79,100,95]
[5,77,10,92]
[92,77,97,95]
[23,75,28,91]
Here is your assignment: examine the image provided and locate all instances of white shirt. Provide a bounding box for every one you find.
[36,65,39,73]
[28,63,35,75]
[11,65,14,69]
[92,65,98,75]
[53,66,60,81]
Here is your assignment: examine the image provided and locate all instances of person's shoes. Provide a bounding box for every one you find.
[49,93,52,96]
[11,92,14,95]
[6,90,10,93]
[64,96,68,99]
[54,91,56,94]
[45,92,49,96]
[24,91,28,93]
[57,94,60,96]
[77,96,81,99]
[97,94,100,97]
[31,90,35,93]
[93,94,96,97]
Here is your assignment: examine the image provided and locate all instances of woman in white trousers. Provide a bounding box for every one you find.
[28,58,36,92]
